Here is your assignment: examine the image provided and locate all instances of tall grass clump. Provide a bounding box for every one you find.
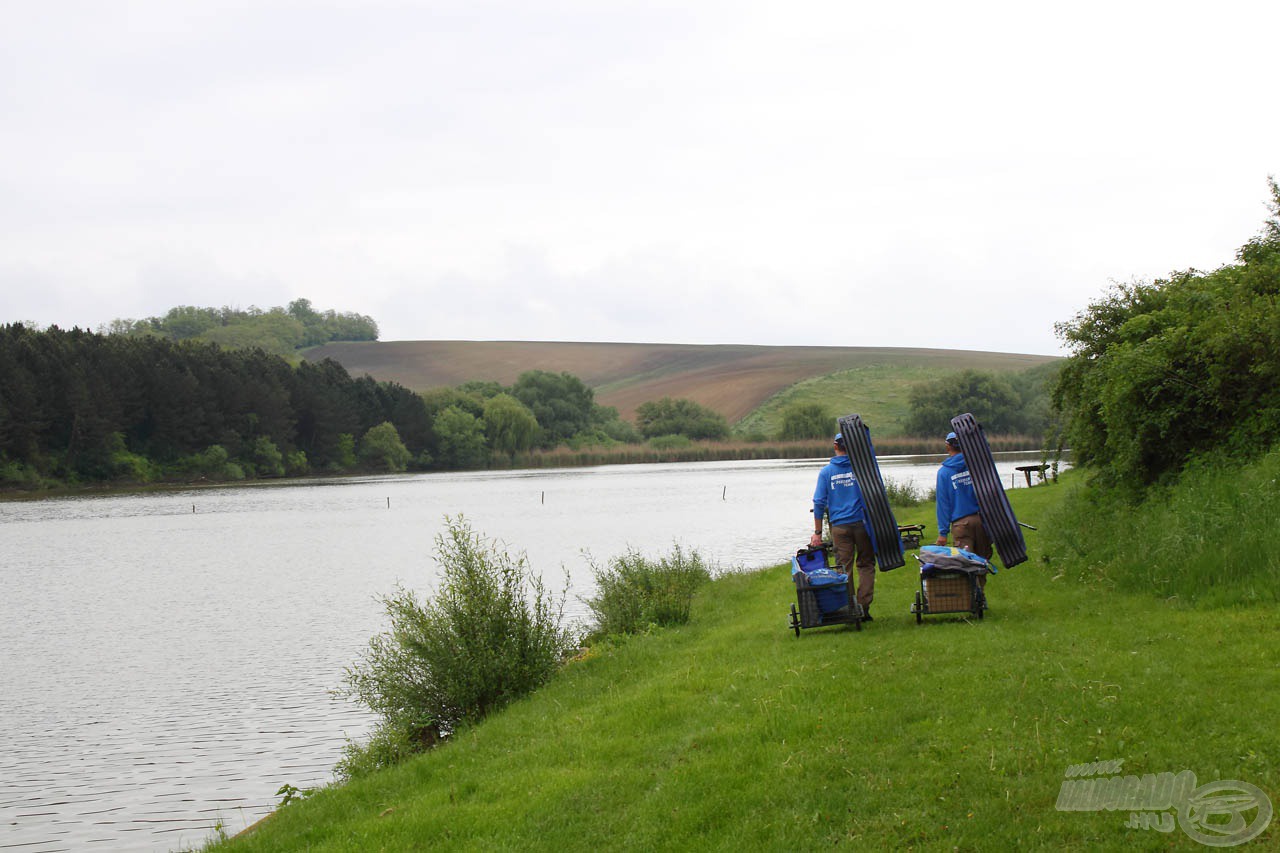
[883,476,925,507]
[338,516,573,779]
[583,545,713,638]
[1039,447,1280,607]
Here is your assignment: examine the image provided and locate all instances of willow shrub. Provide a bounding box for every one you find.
[338,516,573,779]
[883,475,926,507]
[583,544,714,639]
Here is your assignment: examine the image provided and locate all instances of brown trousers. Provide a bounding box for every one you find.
[951,513,991,588]
[831,522,876,609]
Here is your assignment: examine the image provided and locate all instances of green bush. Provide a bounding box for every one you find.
[1052,179,1280,489]
[564,429,619,450]
[335,722,424,781]
[358,421,411,472]
[339,516,572,779]
[100,433,159,482]
[249,436,285,477]
[284,450,309,476]
[635,397,730,441]
[583,545,714,638]
[648,434,693,450]
[174,444,244,481]
[883,476,925,507]
[0,458,45,488]
[775,402,831,441]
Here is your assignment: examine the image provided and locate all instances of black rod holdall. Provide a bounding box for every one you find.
[949,412,1028,568]
[836,413,905,571]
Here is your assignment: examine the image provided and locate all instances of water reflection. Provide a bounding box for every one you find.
[0,452,1060,851]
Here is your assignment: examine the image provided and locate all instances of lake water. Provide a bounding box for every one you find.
[0,452,1057,851]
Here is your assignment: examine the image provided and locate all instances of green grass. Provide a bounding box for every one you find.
[1040,447,1280,607]
[735,364,939,438]
[220,476,1278,851]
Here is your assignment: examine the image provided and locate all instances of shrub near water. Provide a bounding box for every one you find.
[338,516,573,779]
[883,475,926,507]
[583,545,713,638]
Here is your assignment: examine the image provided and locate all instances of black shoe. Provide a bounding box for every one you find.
[861,608,872,622]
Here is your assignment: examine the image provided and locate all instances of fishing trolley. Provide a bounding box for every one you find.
[788,545,863,635]
[909,546,990,623]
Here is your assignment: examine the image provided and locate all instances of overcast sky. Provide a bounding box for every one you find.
[3,1,1277,356]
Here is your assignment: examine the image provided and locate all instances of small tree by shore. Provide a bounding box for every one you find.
[338,516,573,779]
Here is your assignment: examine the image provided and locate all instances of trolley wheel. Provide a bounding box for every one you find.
[790,604,801,637]
[914,591,923,624]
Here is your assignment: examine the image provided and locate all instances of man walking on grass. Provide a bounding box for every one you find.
[810,433,876,620]
[935,430,992,588]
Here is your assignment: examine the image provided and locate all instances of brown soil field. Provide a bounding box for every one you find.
[304,340,1059,423]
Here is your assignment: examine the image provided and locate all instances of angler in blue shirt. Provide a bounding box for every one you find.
[935,430,992,586]
[809,433,876,619]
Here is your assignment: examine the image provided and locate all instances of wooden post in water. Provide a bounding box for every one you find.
[541,491,545,504]
[722,486,727,500]
[387,497,391,509]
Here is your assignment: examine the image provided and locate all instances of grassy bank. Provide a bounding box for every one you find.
[216,475,1277,851]
[1039,446,1280,607]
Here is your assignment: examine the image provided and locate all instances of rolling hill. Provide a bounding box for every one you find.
[303,341,1059,431]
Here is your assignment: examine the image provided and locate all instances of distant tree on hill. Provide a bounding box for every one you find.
[101,298,378,353]
[776,403,831,440]
[434,406,489,469]
[511,370,596,447]
[483,394,539,459]
[904,369,1041,436]
[635,397,730,441]
[203,309,306,357]
[591,403,641,444]
[456,380,506,400]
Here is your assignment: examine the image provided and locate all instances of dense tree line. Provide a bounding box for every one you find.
[1052,178,1280,489]
[0,333,705,487]
[0,322,777,489]
[0,325,423,486]
[100,298,379,358]
[904,362,1059,438]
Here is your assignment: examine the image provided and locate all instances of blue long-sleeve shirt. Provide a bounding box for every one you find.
[936,452,981,536]
[812,454,867,527]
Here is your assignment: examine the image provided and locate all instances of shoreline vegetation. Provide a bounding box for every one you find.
[0,434,1048,501]
[1,321,1059,499]
[501,434,1044,469]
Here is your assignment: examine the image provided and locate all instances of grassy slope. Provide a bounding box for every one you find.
[735,363,942,438]
[302,341,1058,425]
[224,478,1277,851]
